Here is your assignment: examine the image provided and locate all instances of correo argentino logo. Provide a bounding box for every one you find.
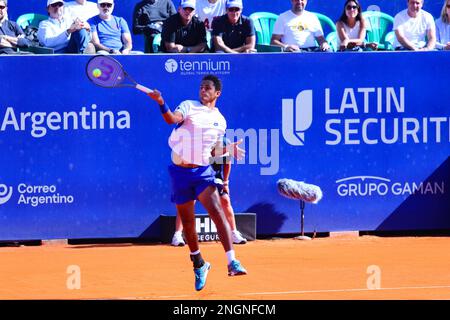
[282,90,313,146]
[0,184,13,205]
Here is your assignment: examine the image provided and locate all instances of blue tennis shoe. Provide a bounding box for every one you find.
[227,260,247,276]
[194,261,211,291]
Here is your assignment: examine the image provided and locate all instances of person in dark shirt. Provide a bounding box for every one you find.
[0,0,32,54]
[211,0,255,53]
[132,0,176,53]
[161,0,207,53]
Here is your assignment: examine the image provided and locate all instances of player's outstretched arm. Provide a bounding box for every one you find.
[148,90,183,125]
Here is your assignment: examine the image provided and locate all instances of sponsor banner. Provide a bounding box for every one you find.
[0,53,449,240]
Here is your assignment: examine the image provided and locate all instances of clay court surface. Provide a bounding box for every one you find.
[0,236,449,300]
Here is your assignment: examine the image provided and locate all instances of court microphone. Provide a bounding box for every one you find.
[276,179,323,204]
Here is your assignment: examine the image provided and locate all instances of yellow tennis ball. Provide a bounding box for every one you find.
[92,68,102,78]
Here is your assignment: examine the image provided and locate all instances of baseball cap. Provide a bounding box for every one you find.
[180,0,196,9]
[98,0,114,3]
[47,0,64,6]
[226,0,243,9]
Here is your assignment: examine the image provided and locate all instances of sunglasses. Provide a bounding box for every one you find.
[50,2,64,8]
[447,4,450,8]
[228,7,241,12]
[100,3,113,8]
[346,5,358,10]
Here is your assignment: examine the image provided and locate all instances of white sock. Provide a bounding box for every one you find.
[174,231,182,236]
[226,250,235,264]
[190,249,201,256]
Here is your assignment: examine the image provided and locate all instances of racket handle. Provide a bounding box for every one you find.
[136,84,153,94]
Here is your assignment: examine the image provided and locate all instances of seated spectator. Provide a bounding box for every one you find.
[38,0,93,53]
[393,0,436,50]
[435,0,450,50]
[0,0,33,54]
[196,0,226,31]
[271,0,330,52]
[132,0,176,53]
[161,0,207,53]
[88,0,140,54]
[336,0,377,51]
[65,0,99,22]
[211,0,255,53]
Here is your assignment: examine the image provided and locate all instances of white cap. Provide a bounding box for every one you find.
[98,0,114,3]
[226,0,243,9]
[180,0,195,9]
[47,0,64,6]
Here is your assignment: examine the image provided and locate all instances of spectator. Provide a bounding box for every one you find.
[161,0,207,53]
[0,0,33,54]
[271,0,330,52]
[88,0,140,54]
[132,0,176,53]
[65,0,99,22]
[38,0,94,53]
[211,0,255,53]
[393,0,436,50]
[435,0,450,50]
[336,0,377,51]
[196,0,226,31]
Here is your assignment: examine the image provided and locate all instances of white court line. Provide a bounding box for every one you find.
[238,285,450,297]
[113,285,450,300]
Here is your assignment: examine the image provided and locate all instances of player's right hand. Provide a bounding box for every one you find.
[148,89,164,105]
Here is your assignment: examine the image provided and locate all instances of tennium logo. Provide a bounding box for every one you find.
[336,176,445,197]
[0,184,13,205]
[164,59,231,76]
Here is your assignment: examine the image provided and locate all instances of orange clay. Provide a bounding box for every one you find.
[0,236,449,300]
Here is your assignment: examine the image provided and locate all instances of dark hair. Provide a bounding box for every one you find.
[202,75,222,91]
[338,0,363,24]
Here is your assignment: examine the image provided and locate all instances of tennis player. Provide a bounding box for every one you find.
[171,138,248,246]
[148,75,247,291]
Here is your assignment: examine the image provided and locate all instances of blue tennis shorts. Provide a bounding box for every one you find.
[168,164,223,205]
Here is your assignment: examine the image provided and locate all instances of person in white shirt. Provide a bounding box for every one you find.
[65,0,99,22]
[435,0,450,50]
[196,0,226,31]
[271,0,330,52]
[393,0,436,50]
[38,0,93,53]
[147,75,247,291]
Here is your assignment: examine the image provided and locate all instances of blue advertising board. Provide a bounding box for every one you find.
[0,51,449,240]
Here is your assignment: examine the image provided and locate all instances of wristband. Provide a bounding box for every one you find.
[159,103,170,114]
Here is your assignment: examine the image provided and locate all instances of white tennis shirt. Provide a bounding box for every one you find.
[168,100,227,166]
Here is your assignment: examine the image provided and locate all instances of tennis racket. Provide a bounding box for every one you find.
[86,55,153,94]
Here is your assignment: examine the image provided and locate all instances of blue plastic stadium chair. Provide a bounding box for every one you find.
[249,12,279,45]
[311,12,337,35]
[16,13,48,29]
[362,11,395,50]
[384,31,396,51]
[325,31,338,52]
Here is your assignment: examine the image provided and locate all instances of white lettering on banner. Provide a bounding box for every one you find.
[1,183,76,207]
[336,176,445,197]
[283,87,450,146]
[0,105,131,138]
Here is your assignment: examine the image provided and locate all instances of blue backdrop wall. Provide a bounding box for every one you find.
[0,52,449,240]
[6,0,445,52]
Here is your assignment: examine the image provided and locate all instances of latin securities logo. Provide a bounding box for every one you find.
[164,58,231,76]
[282,90,313,146]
